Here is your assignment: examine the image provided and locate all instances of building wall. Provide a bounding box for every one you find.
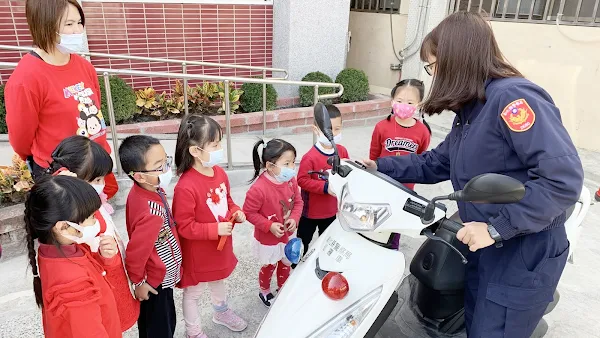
[491,21,600,152]
[272,0,350,98]
[0,1,273,92]
[346,11,407,96]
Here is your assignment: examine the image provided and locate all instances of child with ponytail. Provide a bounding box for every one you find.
[369,79,431,249]
[173,114,248,338]
[243,138,303,307]
[24,175,123,338]
[48,135,139,332]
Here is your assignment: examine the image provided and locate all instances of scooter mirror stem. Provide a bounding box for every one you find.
[421,196,449,225]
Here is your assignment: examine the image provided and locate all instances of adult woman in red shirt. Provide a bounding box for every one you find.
[5,0,118,198]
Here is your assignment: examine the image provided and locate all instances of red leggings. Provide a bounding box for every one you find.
[259,260,291,291]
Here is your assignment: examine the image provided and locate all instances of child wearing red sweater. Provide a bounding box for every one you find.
[48,136,139,332]
[297,105,349,265]
[369,79,431,189]
[119,135,183,338]
[369,79,431,249]
[243,138,303,307]
[23,176,123,338]
[173,114,248,338]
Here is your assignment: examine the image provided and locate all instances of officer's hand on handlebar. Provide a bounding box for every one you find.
[456,222,495,252]
[361,159,377,170]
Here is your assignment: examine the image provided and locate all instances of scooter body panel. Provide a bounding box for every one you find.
[254,221,405,338]
[565,185,591,263]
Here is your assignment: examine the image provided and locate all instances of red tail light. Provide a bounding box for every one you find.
[321,272,349,300]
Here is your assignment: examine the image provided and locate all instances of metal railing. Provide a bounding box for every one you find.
[0,44,289,132]
[0,61,343,175]
[350,0,402,13]
[450,0,600,26]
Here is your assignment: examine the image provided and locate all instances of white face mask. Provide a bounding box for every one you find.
[62,219,100,245]
[201,148,224,168]
[91,183,105,195]
[157,169,173,190]
[318,133,342,146]
[57,32,86,53]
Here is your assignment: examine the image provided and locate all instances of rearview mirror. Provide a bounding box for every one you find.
[449,173,525,204]
[421,173,525,224]
[314,102,334,142]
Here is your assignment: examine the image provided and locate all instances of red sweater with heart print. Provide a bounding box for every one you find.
[173,166,242,287]
[243,173,304,246]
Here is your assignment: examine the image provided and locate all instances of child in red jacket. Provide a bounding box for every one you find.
[48,135,139,332]
[297,105,349,265]
[23,175,123,338]
[243,138,303,307]
[173,114,248,338]
[119,135,183,338]
[369,79,431,249]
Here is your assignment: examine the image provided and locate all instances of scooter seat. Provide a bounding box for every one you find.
[565,204,576,220]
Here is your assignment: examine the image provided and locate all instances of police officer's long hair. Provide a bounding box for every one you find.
[419,11,522,115]
[388,79,431,134]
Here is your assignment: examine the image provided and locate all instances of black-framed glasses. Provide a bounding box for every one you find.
[132,156,173,175]
[424,61,436,76]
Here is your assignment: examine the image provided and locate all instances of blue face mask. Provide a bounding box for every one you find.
[275,166,296,183]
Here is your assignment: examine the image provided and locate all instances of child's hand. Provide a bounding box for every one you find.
[234,210,246,223]
[135,282,158,301]
[284,219,297,232]
[270,222,285,238]
[99,235,118,259]
[218,222,233,236]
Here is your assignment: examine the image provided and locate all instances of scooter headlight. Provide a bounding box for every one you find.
[307,286,383,338]
[337,183,392,232]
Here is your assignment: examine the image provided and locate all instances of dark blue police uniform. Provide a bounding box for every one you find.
[377,77,584,338]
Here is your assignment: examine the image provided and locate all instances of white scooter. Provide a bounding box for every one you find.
[253,104,591,338]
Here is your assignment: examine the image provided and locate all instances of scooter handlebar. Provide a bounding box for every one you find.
[440,218,464,233]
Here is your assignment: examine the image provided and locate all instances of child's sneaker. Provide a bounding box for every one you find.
[187,334,208,338]
[212,309,247,332]
[259,292,275,307]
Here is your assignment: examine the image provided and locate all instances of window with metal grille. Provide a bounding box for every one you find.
[350,0,402,13]
[450,0,600,26]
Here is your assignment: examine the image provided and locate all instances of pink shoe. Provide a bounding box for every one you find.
[212,309,248,332]
[187,334,208,338]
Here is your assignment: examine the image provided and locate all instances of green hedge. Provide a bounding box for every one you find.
[98,76,136,125]
[299,71,334,107]
[240,81,278,113]
[0,84,6,134]
[335,68,370,103]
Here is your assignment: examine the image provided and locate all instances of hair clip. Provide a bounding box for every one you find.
[33,273,39,278]
[51,167,70,176]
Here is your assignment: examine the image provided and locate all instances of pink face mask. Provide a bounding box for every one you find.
[392,102,417,119]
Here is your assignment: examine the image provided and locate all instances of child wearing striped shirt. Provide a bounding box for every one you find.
[119,135,183,338]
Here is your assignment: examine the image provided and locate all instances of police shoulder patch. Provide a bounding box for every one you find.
[500,99,536,132]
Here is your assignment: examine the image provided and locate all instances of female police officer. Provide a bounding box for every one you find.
[362,12,583,338]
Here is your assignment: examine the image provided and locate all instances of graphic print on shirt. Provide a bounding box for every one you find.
[280,185,295,221]
[148,201,182,288]
[384,137,418,154]
[63,82,107,140]
[206,182,229,221]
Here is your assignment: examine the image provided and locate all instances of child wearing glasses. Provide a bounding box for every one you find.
[119,135,183,338]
